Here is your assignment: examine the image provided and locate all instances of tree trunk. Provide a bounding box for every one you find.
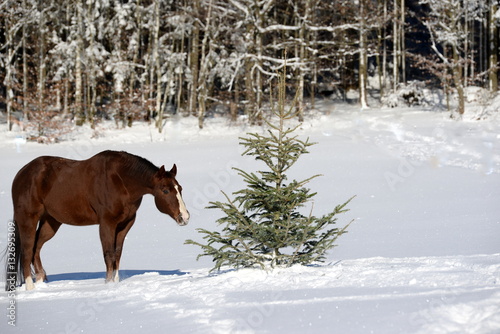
[255,30,263,124]
[129,0,143,121]
[480,10,486,81]
[189,0,200,117]
[75,1,85,126]
[197,0,214,129]
[393,0,399,91]
[400,0,406,84]
[359,0,369,109]
[469,15,475,83]
[154,1,163,132]
[176,18,186,115]
[22,5,28,120]
[244,21,256,123]
[37,6,46,114]
[381,0,388,97]
[296,1,309,122]
[489,0,498,92]
[376,0,388,100]
[87,1,97,128]
[6,41,14,131]
[452,45,465,115]
[463,2,469,87]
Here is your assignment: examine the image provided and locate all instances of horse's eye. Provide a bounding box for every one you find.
[163,189,169,195]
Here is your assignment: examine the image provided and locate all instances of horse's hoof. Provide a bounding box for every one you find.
[25,277,35,291]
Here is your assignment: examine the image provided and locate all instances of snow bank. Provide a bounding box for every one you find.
[4,255,500,333]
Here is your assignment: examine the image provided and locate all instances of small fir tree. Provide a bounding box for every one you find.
[186,68,354,271]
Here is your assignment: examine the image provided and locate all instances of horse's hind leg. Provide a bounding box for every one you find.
[15,212,42,290]
[33,215,62,283]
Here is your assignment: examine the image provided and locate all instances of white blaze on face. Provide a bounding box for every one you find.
[175,185,190,223]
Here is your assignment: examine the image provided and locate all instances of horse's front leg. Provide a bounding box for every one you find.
[99,221,117,283]
[113,215,137,283]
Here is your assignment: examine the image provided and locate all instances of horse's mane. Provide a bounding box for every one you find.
[112,151,159,179]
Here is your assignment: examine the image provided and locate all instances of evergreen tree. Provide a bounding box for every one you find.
[186,68,354,271]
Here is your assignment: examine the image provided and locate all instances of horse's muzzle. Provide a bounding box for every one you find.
[176,213,189,226]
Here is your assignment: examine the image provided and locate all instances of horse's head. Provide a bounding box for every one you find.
[153,164,190,226]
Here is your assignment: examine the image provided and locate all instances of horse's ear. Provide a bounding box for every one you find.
[156,165,166,178]
[170,164,177,177]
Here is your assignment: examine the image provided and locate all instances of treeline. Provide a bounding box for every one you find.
[1,0,499,132]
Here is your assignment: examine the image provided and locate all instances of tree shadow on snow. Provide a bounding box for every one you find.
[47,269,188,282]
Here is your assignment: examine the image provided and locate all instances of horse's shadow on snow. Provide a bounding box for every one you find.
[48,269,188,282]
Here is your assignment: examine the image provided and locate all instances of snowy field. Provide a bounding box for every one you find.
[1,101,500,333]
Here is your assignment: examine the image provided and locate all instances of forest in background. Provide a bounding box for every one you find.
[1,0,499,136]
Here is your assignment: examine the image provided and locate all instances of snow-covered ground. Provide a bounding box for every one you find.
[1,101,499,333]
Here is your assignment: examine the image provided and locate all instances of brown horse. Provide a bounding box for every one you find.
[6,150,189,291]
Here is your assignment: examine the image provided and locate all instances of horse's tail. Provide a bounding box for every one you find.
[5,220,23,291]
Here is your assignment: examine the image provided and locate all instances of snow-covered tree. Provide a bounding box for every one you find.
[1,0,498,134]
[419,0,477,115]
